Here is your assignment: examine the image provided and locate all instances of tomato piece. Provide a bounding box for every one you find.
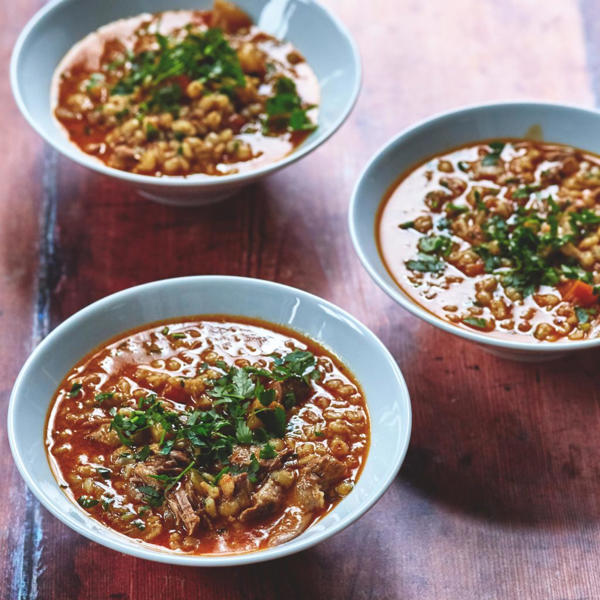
[559,279,598,307]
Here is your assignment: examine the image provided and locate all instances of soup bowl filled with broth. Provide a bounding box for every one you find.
[8,276,411,566]
[350,102,600,361]
[11,0,360,205]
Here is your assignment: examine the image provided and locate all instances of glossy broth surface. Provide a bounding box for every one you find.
[47,316,369,554]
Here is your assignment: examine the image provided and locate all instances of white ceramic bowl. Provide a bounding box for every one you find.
[11,0,360,206]
[8,276,411,566]
[349,101,600,362]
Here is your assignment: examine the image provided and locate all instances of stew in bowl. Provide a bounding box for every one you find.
[12,0,360,205]
[47,316,368,554]
[9,276,410,565]
[349,102,600,360]
[52,1,319,177]
[378,139,600,343]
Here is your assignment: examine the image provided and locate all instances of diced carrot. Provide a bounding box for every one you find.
[559,279,598,307]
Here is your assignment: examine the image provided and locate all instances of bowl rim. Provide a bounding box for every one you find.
[349,99,600,354]
[10,0,362,188]
[8,275,411,566]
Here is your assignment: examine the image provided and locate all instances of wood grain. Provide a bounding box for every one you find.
[2,0,600,598]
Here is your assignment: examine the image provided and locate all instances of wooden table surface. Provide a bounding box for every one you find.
[3,1,600,598]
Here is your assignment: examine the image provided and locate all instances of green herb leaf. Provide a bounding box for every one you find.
[69,383,83,397]
[398,220,415,230]
[463,317,488,329]
[575,306,590,324]
[146,123,160,141]
[235,421,253,444]
[94,392,114,404]
[512,185,540,199]
[264,77,316,133]
[86,72,105,91]
[135,445,151,461]
[96,467,112,479]
[137,485,163,507]
[260,406,287,438]
[259,388,276,406]
[259,442,277,460]
[481,141,505,166]
[77,496,99,509]
[446,202,469,215]
[406,253,446,274]
[247,453,260,483]
[417,235,452,256]
[132,519,146,530]
[112,28,245,115]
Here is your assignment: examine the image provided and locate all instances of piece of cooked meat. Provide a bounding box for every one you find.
[295,455,347,511]
[295,476,324,512]
[129,451,187,494]
[230,444,292,472]
[147,445,189,465]
[167,488,201,535]
[86,423,121,447]
[268,377,311,406]
[239,477,285,522]
[267,511,313,546]
[129,462,162,488]
[308,455,347,487]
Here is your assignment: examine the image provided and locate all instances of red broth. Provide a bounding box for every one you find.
[378,139,600,342]
[46,316,369,554]
[52,2,319,177]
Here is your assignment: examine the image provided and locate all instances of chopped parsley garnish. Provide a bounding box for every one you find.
[135,445,151,462]
[69,383,82,397]
[474,190,488,212]
[407,233,452,274]
[146,123,160,141]
[436,217,450,230]
[111,28,246,114]
[264,77,316,133]
[512,185,540,199]
[245,453,261,483]
[257,405,287,438]
[417,235,452,256]
[463,317,488,329]
[269,350,321,383]
[472,200,592,298]
[575,306,591,324]
[96,467,112,479]
[481,141,505,166]
[259,442,277,460]
[406,253,446,274]
[446,202,469,215]
[95,392,114,404]
[77,496,99,509]
[105,349,320,505]
[137,485,163,507]
[86,72,105,91]
[236,421,253,444]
